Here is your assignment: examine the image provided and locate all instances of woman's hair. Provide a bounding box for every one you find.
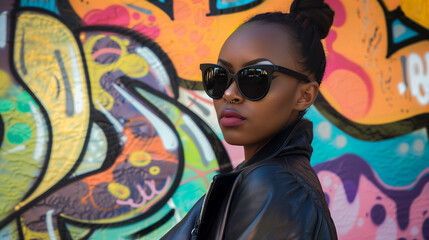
[242,0,334,119]
[243,0,334,85]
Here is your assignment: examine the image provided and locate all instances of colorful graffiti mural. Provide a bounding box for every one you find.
[319,0,429,140]
[0,0,428,239]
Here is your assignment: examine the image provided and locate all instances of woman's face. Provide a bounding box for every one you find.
[213,22,317,149]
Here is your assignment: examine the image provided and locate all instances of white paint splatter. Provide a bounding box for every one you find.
[375,217,397,240]
[398,142,409,154]
[46,209,57,240]
[357,218,364,227]
[397,82,407,95]
[317,121,332,140]
[335,135,347,148]
[29,101,46,161]
[411,226,419,236]
[413,139,424,154]
[323,175,332,187]
[2,145,26,155]
[68,44,84,114]
[168,199,182,223]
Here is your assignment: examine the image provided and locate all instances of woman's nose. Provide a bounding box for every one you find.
[223,80,244,103]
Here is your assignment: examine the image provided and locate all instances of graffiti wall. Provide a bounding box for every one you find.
[0,0,428,239]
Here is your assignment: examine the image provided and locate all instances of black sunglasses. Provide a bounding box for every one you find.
[200,63,310,101]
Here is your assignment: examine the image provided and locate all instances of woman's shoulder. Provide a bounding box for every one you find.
[238,156,325,205]
[236,155,336,232]
[225,158,337,239]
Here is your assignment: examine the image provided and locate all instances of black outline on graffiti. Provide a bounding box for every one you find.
[179,77,205,91]
[127,209,175,239]
[56,0,82,30]
[147,0,174,20]
[314,94,429,141]
[0,115,3,153]
[206,0,264,16]
[376,0,429,58]
[73,111,121,180]
[16,217,24,240]
[57,217,96,240]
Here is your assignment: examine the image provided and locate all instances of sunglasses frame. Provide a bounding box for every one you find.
[200,63,310,101]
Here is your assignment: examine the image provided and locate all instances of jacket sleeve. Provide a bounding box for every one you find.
[223,164,335,240]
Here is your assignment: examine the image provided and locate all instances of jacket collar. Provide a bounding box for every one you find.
[234,118,314,171]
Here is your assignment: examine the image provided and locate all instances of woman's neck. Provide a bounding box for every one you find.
[242,116,301,162]
[243,137,273,162]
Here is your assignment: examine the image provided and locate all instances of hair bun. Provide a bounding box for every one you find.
[290,0,334,39]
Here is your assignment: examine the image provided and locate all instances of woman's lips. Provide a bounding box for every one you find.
[220,110,246,127]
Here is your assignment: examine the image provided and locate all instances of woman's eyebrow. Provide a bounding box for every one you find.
[217,58,273,68]
[217,58,233,68]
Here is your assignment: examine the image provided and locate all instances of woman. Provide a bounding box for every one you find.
[162,0,337,239]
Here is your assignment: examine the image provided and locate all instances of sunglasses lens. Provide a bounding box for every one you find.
[238,68,270,100]
[203,66,229,98]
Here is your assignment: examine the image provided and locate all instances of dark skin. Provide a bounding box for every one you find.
[214,22,319,161]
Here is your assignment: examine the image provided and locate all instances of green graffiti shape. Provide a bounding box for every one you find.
[0,99,15,113]
[16,92,35,113]
[7,122,32,144]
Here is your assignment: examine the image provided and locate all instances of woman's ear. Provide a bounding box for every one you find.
[295,81,319,111]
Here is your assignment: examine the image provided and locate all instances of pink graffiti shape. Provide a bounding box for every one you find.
[92,48,122,60]
[326,0,346,27]
[134,24,161,39]
[148,15,156,22]
[116,176,172,209]
[323,0,374,115]
[83,5,130,27]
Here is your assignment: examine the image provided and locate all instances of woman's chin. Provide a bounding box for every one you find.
[223,139,243,146]
[222,134,252,146]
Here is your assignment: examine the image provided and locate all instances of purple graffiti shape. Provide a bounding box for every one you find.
[314,153,429,230]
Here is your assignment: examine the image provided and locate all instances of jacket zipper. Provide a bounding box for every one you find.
[191,177,217,239]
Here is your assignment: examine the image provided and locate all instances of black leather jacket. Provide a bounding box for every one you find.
[161,119,337,239]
